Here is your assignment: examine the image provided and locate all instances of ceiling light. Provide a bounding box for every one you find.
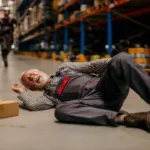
[8,0,14,6]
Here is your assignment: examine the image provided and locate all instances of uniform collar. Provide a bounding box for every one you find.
[43,78,51,90]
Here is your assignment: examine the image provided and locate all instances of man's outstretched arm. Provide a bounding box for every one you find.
[12,84,55,111]
[58,58,111,75]
[18,92,55,111]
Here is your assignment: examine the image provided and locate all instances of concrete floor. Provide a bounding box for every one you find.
[0,52,150,150]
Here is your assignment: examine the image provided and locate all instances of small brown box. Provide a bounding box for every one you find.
[0,101,19,119]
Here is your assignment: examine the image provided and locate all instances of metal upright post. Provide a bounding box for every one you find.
[54,31,57,52]
[80,20,85,54]
[44,0,47,51]
[107,9,112,56]
[80,0,85,54]
[64,0,69,52]
[53,10,57,53]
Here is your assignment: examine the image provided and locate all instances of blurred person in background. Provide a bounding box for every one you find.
[0,9,17,67]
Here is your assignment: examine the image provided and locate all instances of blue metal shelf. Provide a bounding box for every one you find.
[53,0,129,56]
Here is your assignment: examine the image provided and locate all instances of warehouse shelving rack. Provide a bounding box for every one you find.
[53,0,150,61]
[16,0,150,64]
[53,0,129,60]
[16,0,53,53]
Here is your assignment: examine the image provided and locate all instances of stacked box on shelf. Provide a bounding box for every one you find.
[24,15,31,32]
[53,0,75,11]
[20,22,24,35]
[94,0,109,8]
[30,5,40,27]
[20,14,31,35]
[19,1,48,36]
[38,2,44,22]
[57,14,64,23]
[52,0,60,11]
[94,0,119,9]
[57,0,66,10]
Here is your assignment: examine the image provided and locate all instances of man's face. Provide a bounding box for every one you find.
[4,10,10,17]
[21,69,49,90]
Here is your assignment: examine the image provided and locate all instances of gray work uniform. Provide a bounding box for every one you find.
[18,52,150,126]
[55,52,150,126]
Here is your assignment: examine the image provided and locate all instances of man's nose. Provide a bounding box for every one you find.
[28,76,34,81]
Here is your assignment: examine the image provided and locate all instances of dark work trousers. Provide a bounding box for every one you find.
[55,52,150,126]
[2,49,9,66]
[1,34,12,67]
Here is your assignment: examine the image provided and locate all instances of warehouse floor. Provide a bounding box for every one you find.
[0,52,150,150]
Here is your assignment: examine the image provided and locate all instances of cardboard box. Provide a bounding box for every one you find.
[0,101,19,119]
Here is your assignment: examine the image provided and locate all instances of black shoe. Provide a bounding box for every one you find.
[124,112,150,131]
[4,61,8,68]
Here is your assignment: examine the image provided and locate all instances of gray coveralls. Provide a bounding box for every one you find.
[55,52,150,126]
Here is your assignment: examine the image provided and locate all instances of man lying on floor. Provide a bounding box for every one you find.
[12,52,150,131]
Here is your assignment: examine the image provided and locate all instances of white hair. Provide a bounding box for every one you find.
[20,71,26,83]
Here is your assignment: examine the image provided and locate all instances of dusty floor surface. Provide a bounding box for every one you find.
[0,53,150,150]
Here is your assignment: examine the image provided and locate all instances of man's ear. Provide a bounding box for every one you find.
[20,71,26,83]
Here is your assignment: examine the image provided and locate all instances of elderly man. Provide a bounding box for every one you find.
[12,52,150,131]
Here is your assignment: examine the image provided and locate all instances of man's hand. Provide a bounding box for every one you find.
[12,84,27,94]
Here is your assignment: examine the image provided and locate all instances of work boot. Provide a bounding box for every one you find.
[124,111,150,131]
[119,110,129,115]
